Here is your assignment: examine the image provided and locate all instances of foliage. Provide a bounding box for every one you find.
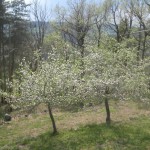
[9,36,150,125]
[43,32,78,62]
[10,55,81,110]
[83,38,150,102]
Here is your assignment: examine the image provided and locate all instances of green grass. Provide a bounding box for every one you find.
[28,120,150,150]
[0,102,150,150]
[1,117,150,150]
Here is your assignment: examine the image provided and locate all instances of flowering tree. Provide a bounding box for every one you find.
[9,36,150,132]
[83,38,150,124]
[11,56,81,134]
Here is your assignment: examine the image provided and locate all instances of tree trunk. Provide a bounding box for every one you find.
[47,103,57,135]
[141,34,147,60]
[1,24,7,104]
[104,97,111,125]
[137,24,142,61]
[97,26,101,48]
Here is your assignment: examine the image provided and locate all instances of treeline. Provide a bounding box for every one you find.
[0,0,150,108]
[0,0,49,105]
[0,0,30,104]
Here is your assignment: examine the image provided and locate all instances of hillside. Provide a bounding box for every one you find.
[0,101,150,150]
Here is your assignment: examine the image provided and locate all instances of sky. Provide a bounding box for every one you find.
[6,0,103,20]
[6,0,102,9]
[30,0,67,9]
[6,0,67,9]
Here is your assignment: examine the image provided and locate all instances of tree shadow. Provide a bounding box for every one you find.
[17,120,150,150]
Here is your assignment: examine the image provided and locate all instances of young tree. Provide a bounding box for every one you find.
[9,36,150,130]
[82,37,150,125]
[11,54,81,134]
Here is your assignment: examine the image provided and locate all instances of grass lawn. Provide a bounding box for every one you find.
[0,101,150,150]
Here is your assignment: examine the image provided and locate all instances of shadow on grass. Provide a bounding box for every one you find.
[16,118,150,150]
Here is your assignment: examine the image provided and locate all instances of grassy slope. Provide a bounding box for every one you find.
[0,101,150,150]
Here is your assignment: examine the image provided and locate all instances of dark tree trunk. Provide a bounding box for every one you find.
[0,22,3,103]
[47,103,57,135]
[136,24,142,61]
[104,97,111,125]
[104,87,111,125]
[0,21,7,104]
[141,34,147,60]
[96,22,102,48]
[97,25,102,48]
[79,38,85,79]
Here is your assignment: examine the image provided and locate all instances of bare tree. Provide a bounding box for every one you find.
[122,0,134,39]
[56,0,96,61]
[106,0,122,42]
[106,0,134,42]
[144,0,150,7]
[30,0,50,50]
[130,0,149,60]
[94,0,111,47]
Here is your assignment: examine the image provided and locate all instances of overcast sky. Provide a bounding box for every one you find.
[6,0,101,9]
[6,0,67,9]
[6,0,103,20]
